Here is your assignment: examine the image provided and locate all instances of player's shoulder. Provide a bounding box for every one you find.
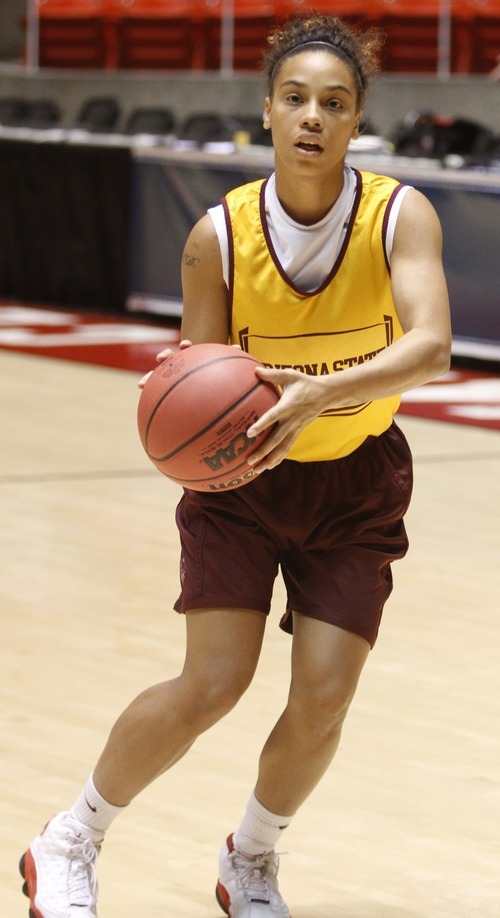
[225,178,266,208]
[184,211,220,256]
[357,168,404,196]
[396,185,441,227]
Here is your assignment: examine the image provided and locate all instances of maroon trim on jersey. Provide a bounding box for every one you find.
[259,171,363,297]
[221,195,235,327]
[382,183,405,274]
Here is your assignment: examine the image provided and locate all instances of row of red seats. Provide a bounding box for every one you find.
[29,0,500,73]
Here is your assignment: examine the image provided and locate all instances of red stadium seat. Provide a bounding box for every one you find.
[114,0,199,70]
[35,0,113,69]
[453,0,500,72]
[452,0,474,72]
[197,0,281,71]
[279,0,375,28]
[374,0,445,73]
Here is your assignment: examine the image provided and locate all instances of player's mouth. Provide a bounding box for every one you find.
[295,136,323,156]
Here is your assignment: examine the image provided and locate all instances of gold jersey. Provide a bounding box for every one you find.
[223,170,405,461]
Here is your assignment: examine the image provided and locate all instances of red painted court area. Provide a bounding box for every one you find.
[0,303,180,373]
[1,302,500,431]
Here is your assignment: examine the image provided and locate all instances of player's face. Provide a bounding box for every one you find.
[265,50,361,176]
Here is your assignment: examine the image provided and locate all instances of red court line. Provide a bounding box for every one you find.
[0,303,180,373]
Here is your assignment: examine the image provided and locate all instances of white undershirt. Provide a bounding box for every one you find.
[208,166,411,293]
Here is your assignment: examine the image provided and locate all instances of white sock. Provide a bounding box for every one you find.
[233,791,293,856]
[70,773,127,836]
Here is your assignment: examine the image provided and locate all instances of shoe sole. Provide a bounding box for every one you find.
[215,881,230,915]
[19,851,42,918]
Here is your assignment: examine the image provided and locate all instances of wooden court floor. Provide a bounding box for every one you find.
[1,349,499,917]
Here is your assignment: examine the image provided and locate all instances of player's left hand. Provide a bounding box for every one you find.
[246,366,330,472]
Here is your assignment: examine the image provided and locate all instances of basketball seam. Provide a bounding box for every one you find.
[145,354,260,449]
[146,379,265,462]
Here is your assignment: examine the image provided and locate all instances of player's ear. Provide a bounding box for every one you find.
[263,98,271,130]
[352,110,363,140]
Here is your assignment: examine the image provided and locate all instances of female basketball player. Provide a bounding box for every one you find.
[21,13,451,918]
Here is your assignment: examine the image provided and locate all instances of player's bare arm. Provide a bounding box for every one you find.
[138,216,229,387]
[181,214,230,345]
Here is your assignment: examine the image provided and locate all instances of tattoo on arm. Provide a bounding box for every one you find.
[183,253,200,268]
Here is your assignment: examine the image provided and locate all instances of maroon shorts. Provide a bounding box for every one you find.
[174,423,413,647]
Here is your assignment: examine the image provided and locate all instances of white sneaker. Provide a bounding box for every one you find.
[216,833,291,917]
[20,811,102,917]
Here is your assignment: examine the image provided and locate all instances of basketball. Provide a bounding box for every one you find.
[137,343,280,491]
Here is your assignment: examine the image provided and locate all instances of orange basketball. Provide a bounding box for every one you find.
[137,343,280,491]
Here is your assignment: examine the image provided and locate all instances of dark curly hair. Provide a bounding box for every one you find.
[263,13,383,110]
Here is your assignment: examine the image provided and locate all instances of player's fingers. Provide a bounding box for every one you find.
[155,347,175,362]
[156,339,192,362]
[138,370,153,389]
[248,430,295,473]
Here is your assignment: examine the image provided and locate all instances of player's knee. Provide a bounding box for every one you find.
[183,668,251,729]
[291,681,355,740]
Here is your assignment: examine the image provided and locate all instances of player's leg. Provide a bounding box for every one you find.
[21,606,266,918]
[255,614,370,814]
[216,427,412,915]
[93,606,266,804]
[216,616,369,918]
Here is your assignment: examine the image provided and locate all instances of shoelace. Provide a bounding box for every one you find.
[67,834,100,907]
[230,849,281,903]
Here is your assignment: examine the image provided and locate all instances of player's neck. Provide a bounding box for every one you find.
[274,167,345,226]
